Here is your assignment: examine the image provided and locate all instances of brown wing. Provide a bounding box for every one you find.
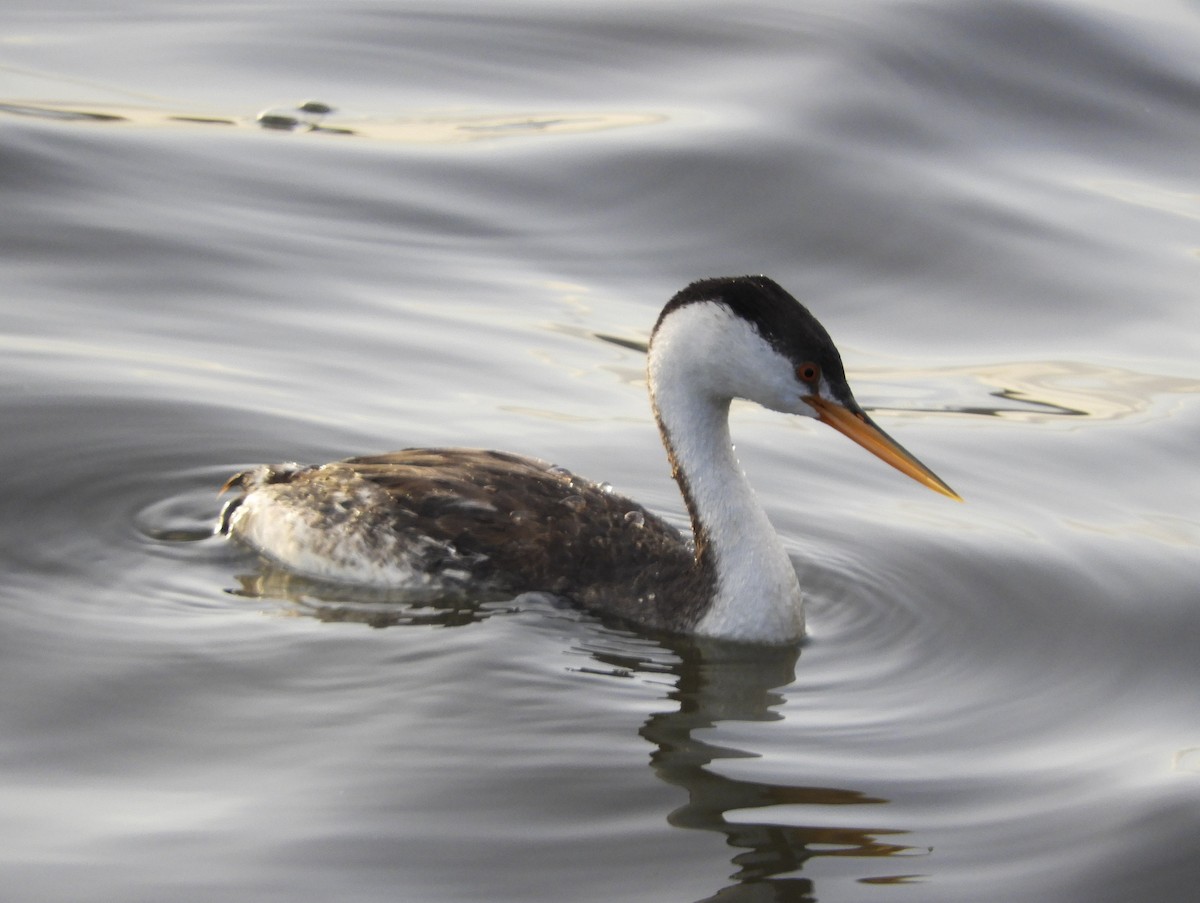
[342,448,690,591]
[222,448,712,632]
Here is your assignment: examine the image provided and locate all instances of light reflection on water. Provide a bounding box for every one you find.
[0,100,666,144]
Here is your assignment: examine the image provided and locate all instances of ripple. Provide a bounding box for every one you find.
[134,486,224,544]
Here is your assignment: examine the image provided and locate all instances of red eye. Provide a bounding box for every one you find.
[796,362,820,385]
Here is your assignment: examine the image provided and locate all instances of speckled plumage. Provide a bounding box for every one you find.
[221,448,715,632]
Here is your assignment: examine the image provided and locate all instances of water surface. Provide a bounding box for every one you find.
[2,2,1199,901]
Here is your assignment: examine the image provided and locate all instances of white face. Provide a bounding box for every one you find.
[649,301,825,419]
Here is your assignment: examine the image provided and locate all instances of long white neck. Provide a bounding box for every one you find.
[648,304,805,643]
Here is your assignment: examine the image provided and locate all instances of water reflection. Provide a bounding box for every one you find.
[225,568,513,628]
[594,636,921,902]
[224,566,918,900]
[0,99,663,144]
[915,359,1200,423]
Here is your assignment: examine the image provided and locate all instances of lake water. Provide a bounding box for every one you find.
[3,1,1199,901]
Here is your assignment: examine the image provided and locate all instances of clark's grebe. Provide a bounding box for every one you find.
[219,276,959,643]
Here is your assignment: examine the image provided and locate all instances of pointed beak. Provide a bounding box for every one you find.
[804,396,961,501]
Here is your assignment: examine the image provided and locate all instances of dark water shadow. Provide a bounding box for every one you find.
[223,565,519,629]
[209,542,920,900]
[218,558,918,897]
[584,636,922,902]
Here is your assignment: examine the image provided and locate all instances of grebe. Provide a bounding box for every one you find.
[219,276,959,643]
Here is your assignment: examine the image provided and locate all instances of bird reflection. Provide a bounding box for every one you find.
[227,570,507,628]
[227,572,923,899]
[586,636,922,902]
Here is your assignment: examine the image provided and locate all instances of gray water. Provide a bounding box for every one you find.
[3,2,1199,901]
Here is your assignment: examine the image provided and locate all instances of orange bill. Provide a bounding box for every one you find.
[804,396,961,501]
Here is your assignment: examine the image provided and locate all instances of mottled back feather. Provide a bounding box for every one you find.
[223,448,715,632]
